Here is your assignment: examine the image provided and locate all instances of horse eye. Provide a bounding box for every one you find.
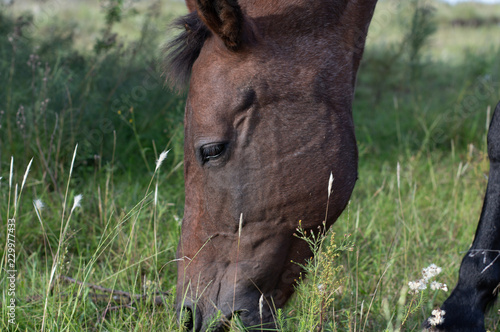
[200,143,227,164]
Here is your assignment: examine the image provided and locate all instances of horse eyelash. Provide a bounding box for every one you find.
[201,143,226,163]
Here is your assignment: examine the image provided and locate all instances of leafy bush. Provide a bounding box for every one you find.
[0,3,185,187]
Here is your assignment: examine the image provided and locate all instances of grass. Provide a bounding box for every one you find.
[369,0,500,63]
[1,0,500,330]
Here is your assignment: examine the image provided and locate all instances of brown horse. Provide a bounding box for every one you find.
[163,0,377,330]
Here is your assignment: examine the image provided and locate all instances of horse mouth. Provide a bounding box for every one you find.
[180,303,276,332]
[181,307,231,332]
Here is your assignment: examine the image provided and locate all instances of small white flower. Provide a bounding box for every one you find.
[422,264,442,281]
[34,199,44,211]
[408,279,427,294]
[432,309,445,317]
[428,308,446,326]
[430,281,448,291]
[428,315,444,326]
[155,150,170,172]
[408,264,446,295]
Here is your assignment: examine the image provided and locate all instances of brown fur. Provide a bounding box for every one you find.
[164,0,378,330]
[185,0,197,12]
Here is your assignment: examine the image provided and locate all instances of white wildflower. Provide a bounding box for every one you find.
[428,315,444,326]
[71,194,83,213]
[430,281,448,291]
[432,308,445,317]
[155,150,170,172]
[428,308,445,326]
[408,279,427,294]
[422,264,442,281]
[430,281,441,290]
[34,199,44,211]
[408,263,446,295]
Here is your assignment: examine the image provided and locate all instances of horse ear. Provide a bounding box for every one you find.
[344,0,378,31]
[195,0,243,51]
[358,0,378,27]
[185,0,196,12]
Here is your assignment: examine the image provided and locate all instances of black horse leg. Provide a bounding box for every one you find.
[426,101,500,331]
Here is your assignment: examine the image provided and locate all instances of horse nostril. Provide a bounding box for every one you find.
[181,305,202,332]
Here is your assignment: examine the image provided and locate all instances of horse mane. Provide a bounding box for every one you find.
[161,12,211,92]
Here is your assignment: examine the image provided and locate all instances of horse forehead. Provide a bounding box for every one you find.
[191,53,251,92]
[190,37,323,93]
[188,43,261,115]
[242,0,338,18]
[186,1,351,116]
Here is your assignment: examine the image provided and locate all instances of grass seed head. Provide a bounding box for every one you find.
[9,156,14,189]
[20,158,34,193]
[154,182,158,206]
[397,162,401,189]
[71,194,83,213]
[238,213,243,238]
[34,199,45,211]
[14,183,18,211]
[259,294,264,321]
[155,150,170,172]
[328,172,334,199]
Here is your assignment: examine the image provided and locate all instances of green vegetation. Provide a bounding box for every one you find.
[1,0,499,330]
